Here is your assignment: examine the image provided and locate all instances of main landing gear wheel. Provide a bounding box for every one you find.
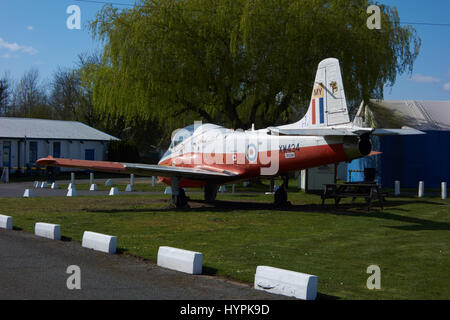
[204,183,218,203]
[274,175,291,207]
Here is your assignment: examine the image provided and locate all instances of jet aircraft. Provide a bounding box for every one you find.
[37,58,423,207]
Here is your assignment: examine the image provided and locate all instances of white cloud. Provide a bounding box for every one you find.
[27,26,34,31]
[409,74,441,84]
[0,37,38,55]
[443,83,450,91]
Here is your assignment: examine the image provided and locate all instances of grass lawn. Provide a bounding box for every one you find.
[0,189,448,300]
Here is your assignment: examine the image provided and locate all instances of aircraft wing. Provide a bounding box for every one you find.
[36,157,237,181]
[268,127,424,136]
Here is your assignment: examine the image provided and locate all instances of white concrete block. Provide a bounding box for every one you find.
[164,187,172,195]
[0,215,12,230]
[67,183,74,190]
[40,181,48,188]
[35,222,61,240]
[105,179,113,186]
[89,183,98,191]
[51,182,59,189]
[34,181,39,188]
[125,184,133,192]
[109,187,119,196]
[219,185,226,193]
[23,189,34,198]
[254,266,318,300]
[67,187,77,197]
[82,231,117,254]
[157,246,203,274]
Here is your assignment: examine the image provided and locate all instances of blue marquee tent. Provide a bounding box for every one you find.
[348,100,450,188]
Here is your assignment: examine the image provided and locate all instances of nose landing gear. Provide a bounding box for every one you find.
[274,175,291,207]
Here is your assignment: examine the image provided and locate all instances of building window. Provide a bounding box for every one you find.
[29,141,38,164]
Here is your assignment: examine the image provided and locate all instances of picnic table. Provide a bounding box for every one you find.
[321,182,388,211]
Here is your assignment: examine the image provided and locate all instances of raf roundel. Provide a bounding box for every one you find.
[246,143,258,163]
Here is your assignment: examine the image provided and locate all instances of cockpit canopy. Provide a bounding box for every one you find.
[161,123,224,160]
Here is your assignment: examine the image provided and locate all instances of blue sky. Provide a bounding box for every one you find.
[0,0,449,100]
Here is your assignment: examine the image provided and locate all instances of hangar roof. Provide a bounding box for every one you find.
[0,117,119,141]
[355,100,450,131]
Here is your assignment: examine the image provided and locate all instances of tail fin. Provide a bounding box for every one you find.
[280,58,350,129]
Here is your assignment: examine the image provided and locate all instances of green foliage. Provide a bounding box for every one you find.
[107,140,140,162]
[87,0,420,130]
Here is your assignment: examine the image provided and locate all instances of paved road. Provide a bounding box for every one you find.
[0,229,284,300]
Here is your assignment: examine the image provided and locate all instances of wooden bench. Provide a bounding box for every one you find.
[321,183,388,211]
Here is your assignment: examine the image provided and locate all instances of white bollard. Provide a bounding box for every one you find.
[82,231,117,254]
[67,187,77,197]
[67,183,73,190]
[51,182,59,189]
[418,181,424,198]
[152,176,155,187]
[34,181,39,188]
[157,246,202,275]
[35,222,61,240]
[0,215,12,230]
[442,182,447,200]
[125,184,133,192]
[89,183,98,191]
[219,185,226,193]
[89,172,94,186]
[40,181,48,189]
[105,179,113,186]
[254,266,318,300]
[23,189,34,198]
[164,187,172,195]
[109,187,119,196]
[394,180,400,196]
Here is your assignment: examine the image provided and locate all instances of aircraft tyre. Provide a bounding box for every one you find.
[204,183,218,203]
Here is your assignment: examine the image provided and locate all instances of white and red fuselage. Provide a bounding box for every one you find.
[157,123,363,188]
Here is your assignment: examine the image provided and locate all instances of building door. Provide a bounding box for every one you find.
[53,142,61,158]
[2,141,11,170]
[29,141,38,165]
[85,149,95,161]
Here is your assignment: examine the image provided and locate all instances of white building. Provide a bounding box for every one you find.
[0,117,119,173]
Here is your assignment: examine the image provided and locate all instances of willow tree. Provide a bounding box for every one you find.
[87,0,420,131]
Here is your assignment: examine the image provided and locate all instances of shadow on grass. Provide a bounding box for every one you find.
[83,198,450,232]
[317,292,341,300]
[202,265,218,276]
[61,236,72,242]
[116,247,129,255]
